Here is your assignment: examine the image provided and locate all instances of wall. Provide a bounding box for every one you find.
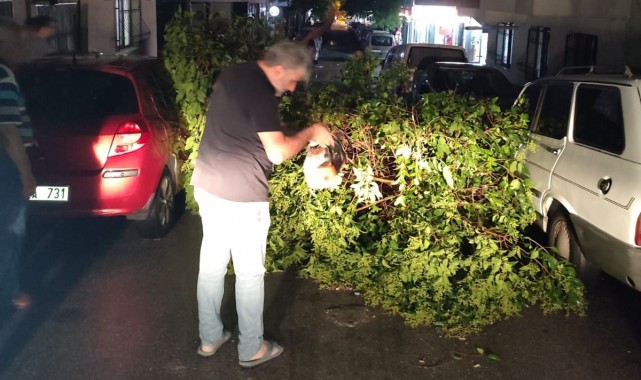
[10,0,638,69]
[12,0,27,22]
[87,0,157,56]
[142,0,158,56]
[190,2,233,17]
[625,0,641,67]
[87,0,116,55]
[9,0,159,56]
[457,0,633,84]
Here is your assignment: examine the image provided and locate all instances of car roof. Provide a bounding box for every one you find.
[528,65,641,87]
[391,44,468,60]
[550,75,641,86]
[397,43,466,50]
[22,54,159,72]
[295,26,322,38]
[429,62,500,70]
[322,29,361,48]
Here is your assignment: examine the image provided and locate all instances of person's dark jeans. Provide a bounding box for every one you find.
[0,149,27,307]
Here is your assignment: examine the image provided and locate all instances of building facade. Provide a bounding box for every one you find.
[410,0,640,84]
[2,0,639,84]
[4,0,158,56]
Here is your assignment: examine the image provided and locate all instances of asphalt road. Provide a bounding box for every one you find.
[0,212,640,380]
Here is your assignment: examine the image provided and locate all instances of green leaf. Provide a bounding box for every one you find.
[437,136,451,156]
[442,166,454,188]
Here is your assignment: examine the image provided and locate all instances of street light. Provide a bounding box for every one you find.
[269,6,280,17]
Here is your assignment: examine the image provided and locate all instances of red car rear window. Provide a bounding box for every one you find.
[18,68,138,123]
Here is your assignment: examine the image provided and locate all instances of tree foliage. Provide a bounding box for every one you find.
[272,54,586,335]
[341,0,404,29]
[289,0,403,29]
[289,0,333,23]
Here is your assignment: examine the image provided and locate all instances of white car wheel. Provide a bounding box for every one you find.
[548,211,600,287]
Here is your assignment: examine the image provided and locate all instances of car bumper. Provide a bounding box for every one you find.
[29,169,157,217]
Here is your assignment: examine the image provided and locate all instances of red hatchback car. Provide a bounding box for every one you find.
[17,55,183,238]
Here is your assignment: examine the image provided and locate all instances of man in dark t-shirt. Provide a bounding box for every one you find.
[191,40,333,368]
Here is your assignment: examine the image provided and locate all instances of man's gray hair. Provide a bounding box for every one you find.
[262,40,313,81]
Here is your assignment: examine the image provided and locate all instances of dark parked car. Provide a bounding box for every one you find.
[411,61,518,108]
[17,54,183,238]
[311,29,364,83]
[367,30,395,61]
[382,43,467,70]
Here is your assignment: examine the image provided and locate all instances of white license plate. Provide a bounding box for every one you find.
[30,186,70,202]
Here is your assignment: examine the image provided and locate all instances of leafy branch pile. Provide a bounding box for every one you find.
[163,13,586,336]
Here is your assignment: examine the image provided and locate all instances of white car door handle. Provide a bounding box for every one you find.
[597,177,612,194]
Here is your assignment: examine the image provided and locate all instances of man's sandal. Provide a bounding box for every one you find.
[239,340,284,368]
[197,330,232,357]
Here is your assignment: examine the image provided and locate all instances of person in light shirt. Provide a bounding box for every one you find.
[0,19,40,311]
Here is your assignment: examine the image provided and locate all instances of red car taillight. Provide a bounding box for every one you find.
[634,214,641,245]
[108,122,148,157]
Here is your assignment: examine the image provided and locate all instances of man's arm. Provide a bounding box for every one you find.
[0,124,36,197]
[258,123,334,165]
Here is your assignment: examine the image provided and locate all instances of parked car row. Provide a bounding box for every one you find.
[379,43,516,107]
[18,40,641,293]
[17,54,184,239]
[410,61,518,108]
[382,43,468,70]
[378,42,641,293]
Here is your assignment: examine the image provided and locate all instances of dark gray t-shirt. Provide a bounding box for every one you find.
[191,61,281,202]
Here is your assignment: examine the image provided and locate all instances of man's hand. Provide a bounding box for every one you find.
[259,122,335,165]
[0,124,36,198]
[308,123,334,147]
[21,172,37,198]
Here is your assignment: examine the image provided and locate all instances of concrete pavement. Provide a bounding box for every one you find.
[0,214,640,379]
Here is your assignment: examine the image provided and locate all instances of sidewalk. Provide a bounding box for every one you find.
[1,214,640,379]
